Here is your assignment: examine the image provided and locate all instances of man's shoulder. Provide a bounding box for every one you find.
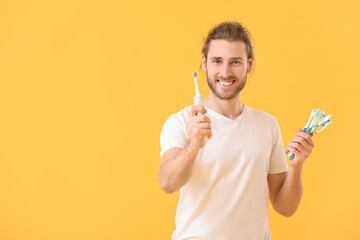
[163,105,192,125]
[170,105,192,117]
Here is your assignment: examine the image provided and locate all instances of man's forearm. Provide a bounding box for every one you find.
[274,165,303,217]
[160,141,200,194]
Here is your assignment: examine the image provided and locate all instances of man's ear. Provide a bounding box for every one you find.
[202,55,207,71]
[247,56,255,73]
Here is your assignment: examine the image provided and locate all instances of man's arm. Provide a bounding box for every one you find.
[158,105,212,194]
[268,128,314,217]
[268,166,303,217]
[158,142,200,194]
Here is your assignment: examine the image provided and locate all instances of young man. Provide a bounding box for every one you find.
[158,21,314,240]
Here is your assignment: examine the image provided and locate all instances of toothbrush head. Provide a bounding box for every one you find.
[321,119,331,127]
[318,111,326,122]
[305,109,316,128]
[323,114,332,122]
[193,72,198,78]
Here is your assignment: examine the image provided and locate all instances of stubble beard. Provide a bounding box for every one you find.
[206,71,247,100]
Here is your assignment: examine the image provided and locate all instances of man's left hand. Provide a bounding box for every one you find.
[286,128,315,168]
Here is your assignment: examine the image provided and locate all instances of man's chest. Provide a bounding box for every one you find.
[193,121,273,175]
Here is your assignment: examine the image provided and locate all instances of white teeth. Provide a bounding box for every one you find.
[219,81,233,86]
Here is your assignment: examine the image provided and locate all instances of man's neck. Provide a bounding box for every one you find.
[203,92,244,120]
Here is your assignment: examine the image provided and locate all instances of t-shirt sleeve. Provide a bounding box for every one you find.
[159,113,188,157]
[268,118,289,174]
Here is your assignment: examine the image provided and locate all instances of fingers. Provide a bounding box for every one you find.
[190,105,207,117]
[188,105,213,148]
[189,105,211,124]
[286,135,313,159]
[286,140,306,153]
[286,145,302,157]
[289,136,313,153]
[188,117,212,131]
[192,114,211,123]
[295,131,315,147]
[191,127,212,136]
[195,122,212,129]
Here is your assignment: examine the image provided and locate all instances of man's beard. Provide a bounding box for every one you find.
[206,72,247,100]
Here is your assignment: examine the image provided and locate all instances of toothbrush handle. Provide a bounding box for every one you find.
[193,95,209,141]
[194,95,204,108]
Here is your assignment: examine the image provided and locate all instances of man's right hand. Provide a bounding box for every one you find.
[187,105,212,150]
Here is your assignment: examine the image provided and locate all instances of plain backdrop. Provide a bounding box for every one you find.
[0,0,359,239]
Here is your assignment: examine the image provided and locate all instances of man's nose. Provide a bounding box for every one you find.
[221,64,232,79]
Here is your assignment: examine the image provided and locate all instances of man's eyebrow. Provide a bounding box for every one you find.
[209,57,244,60]
[230,57,244,60]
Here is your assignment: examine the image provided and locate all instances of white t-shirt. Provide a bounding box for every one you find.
[159,104,289,240]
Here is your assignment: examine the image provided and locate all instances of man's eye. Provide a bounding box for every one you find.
[232,61,240,64]
[214,60,221,63]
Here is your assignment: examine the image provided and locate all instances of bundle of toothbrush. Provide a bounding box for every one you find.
[287,109,332,160]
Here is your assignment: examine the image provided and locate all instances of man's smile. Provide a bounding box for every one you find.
[217,80,235,86]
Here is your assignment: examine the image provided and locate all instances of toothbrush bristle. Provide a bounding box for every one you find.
[193,72,197,78]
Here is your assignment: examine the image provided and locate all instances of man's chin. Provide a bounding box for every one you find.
[213,91,240,100]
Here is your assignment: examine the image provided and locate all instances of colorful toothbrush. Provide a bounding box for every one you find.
[285,109,316,155]
[287,109,332,160]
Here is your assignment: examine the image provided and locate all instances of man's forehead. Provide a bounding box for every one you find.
[207,39,247,58]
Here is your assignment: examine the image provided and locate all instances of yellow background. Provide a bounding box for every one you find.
[0,0,359,239]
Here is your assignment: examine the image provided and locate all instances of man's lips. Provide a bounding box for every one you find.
[217,80,235,86]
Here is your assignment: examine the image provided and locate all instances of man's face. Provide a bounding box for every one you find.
[202,40,253,100]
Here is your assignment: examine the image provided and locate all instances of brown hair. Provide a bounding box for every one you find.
[201,21,255,67]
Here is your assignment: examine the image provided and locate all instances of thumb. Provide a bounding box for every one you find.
[297,128,302,132]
